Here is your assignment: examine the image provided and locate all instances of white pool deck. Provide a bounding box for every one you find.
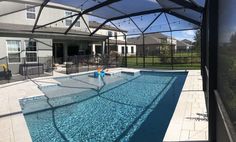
[0,69,208,142]
[163,70,208,141]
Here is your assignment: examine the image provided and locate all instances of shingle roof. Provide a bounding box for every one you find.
[181,39,193,45]
[177,40,190,47]
[127,33,170,45]
[108,39,134,45]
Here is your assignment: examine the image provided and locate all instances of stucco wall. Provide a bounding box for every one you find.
[0,1,89,32]
[90,28,125,41]
[0,37,52,74]
[117,45,136,56]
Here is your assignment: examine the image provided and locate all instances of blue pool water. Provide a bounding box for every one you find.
[22,71,187,142]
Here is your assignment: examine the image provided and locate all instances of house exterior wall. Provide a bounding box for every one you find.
[0,37,52,58]
[117,45,136,56]
[90,28,136,55]
[90,28,125,41]
[136,45,162,56]
[0,1,89,32]
[0,1,94,72]
[0,37,52,74]
[167,38,177,50]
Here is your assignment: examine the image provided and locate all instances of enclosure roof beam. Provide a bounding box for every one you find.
[189,0,202,8]
[109,21,126,36]
[107,28,199,37]
[167,0,204,13]
[34,14,78,29]
[108,8,176,21]
[1,0,81,13]
[90,20,109,36]
[90,7,200,36]
[156,0,201,26]
[167,10,201,26]
[0,5,40,18]
[64,0,121,34]
[107,7,200,27]
[32,0,50,33]
[143,12,163,33]
[164,13,172,31]
[129,18,143,34]
[81,15,92,34]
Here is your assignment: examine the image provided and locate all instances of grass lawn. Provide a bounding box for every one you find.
[126,56,201,70]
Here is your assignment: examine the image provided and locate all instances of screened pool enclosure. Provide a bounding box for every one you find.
[0,0,204,71]
[2,0,236,142]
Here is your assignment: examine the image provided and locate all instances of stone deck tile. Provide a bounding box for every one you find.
[163,70,208,142]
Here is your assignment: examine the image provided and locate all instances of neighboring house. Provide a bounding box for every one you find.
[176,40,193,52]
[89,21,137,56]
[128,33,177,56]
[0,1,106,74]
[181,39,193,45]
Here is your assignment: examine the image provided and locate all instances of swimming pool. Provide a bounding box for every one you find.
[21,71,187,142]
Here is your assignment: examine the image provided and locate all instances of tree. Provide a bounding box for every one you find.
[193,29,201,53]
[230,32,236,45]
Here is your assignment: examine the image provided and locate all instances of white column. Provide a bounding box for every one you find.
[102,41,105,55]
[92,44,96,55]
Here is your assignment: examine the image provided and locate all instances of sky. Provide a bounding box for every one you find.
[90,14,198,42]
[54,0,202,42]
[172,30,196,41]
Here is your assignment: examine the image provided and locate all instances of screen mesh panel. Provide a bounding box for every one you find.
[144,14,170,34]
[0,0,205,36]
[111,18,143,35]
[51,0,106,10]
[192,0,206,7]
[109,0,161,15]
[166,14,199,31]
[0,1,42,17]
[171,8,202,22]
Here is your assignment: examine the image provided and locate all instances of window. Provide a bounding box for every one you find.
[26,5,36,19]
[7,40,21,63]
[75,20,80,27]
[65,11,73,26]
[131,46,134,53]
[108,31,113,37]
[64,11,80,27]
[75,17,80,27]
[25,41,37,62]
[121,46,125,54]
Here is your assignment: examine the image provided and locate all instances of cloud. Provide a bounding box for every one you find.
[182,30,195,36]
[147,0,159,3]
[172,30,197,41]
